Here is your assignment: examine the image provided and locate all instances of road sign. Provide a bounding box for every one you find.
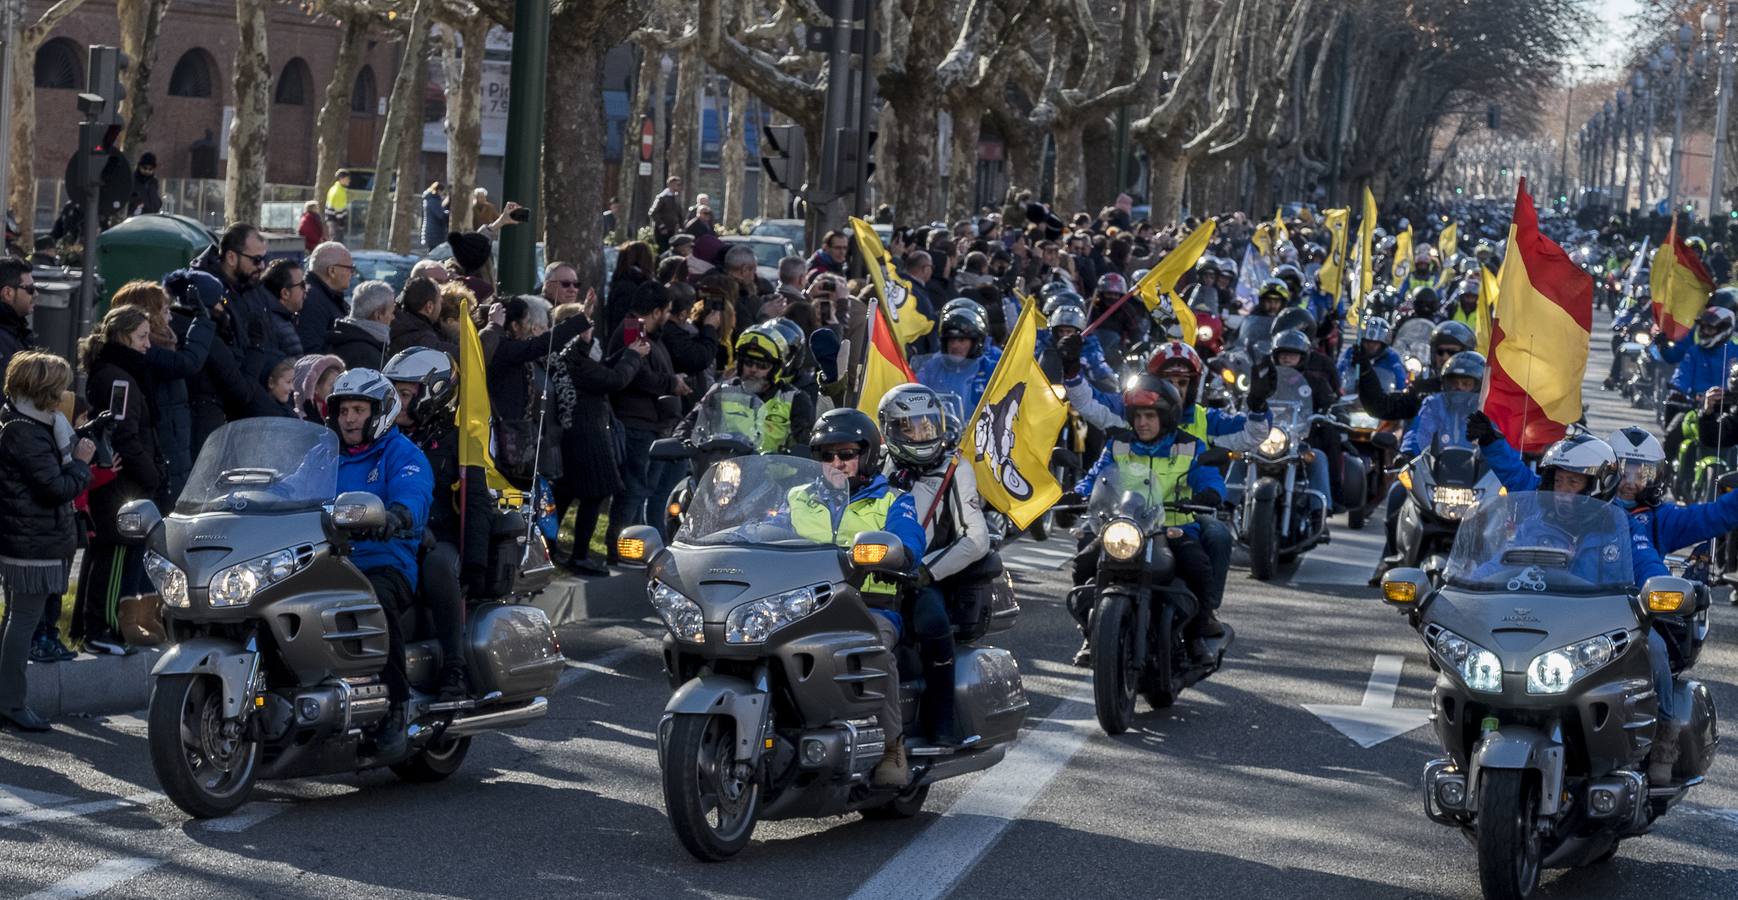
[639,117,654,162]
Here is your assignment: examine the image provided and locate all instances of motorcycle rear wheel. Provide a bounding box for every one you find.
[1091,593,1138,735]
[1476,769,1543,900]
[662,714,761,861]
[148,674,260,819]
[390,734,472,783]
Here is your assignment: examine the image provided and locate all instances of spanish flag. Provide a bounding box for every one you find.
[855,293,915,414]
[961,297,1068,530]
[1483,180,1592,453]
[458,298,513,491]
[1352,186,1377,326]
[849,217,932,347]
[1318,208,1350,298]
[1649,217,1714,342]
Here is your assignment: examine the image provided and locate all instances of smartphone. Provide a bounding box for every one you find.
[816,299,834,323]
[622,316,642,345]
[109,380,129,421]
[509,206,530,222]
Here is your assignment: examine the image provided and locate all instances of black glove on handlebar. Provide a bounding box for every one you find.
[1464,409,1499,447]
[1247,362,1276,413]
[1349,343,1371,370]
[1193,488,1223,510]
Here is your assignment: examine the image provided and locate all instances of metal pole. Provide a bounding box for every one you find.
[1557,80,1575,205]
[1711,2,1737,226]
[1669,43,1690,214]
[853,0,875,219]
[1623,93,1635,215]
[1641,80,1655,212]
[497,0,551,296]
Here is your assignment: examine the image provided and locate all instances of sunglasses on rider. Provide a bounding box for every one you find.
[816,448,861,463]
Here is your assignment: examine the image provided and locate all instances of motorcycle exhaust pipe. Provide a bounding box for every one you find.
[444,696,549,737]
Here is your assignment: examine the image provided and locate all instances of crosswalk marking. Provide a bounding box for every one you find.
[19,857,163,900]
[0,792,162,829]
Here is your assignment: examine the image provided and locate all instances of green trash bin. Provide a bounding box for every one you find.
[96,214,218,307]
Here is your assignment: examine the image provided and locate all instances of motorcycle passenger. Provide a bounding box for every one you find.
[1447,278,1481,328]
[678,325,815,454]
[327,369,435,756]
[941,297,1002,366]
[1398,351,1485,456]
[879,385,990,744]
[1237,278,1291,352]
[780,409,926,785]
[914,308,995,411]
[1035,303,1114,383]
[1090,271,1143,363]
[1337,315,1406,389]
[1661,307,1738,461]
[1068,376,1227,667]
[1401,286,1441,323]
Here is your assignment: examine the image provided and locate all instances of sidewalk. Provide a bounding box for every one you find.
[23,570,647,719]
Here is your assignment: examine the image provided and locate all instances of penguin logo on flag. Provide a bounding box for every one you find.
[971,384,1032,500]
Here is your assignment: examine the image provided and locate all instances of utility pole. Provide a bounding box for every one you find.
[498,0,551,295]
[0,0,16,223]
[1668,24,1693,216]
[1709,2,1736,230]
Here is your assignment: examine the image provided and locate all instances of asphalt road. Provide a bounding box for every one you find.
[0,310,1734,899]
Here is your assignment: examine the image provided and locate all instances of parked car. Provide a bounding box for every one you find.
[728,235,798,283]
[741,217,805,248]
[350,250,426,292]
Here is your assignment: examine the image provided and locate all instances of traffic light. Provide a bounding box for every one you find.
[87,45,127,126]
[66,45,131,217]
[761,125,806,194]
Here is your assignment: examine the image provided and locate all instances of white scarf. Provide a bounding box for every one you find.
[14,398,75,463]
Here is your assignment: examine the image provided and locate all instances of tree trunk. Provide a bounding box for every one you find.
[389,29,432,253]
[224,0,270,224]
[616,44,660,237]
[7,42,38,248]
[1052,122,1086,218]
[443,16,487,234]
[720,80,748,229]
[314,13,366,206]
[944,102,982,219]
[647,49,670,234]
[544,22,608,292]
[1146,139,1189,224]
[364,0,431,250]
[117,0,169,154]
[666,47,699,209]
[1082,117,1117,212]
[883,90,938,223]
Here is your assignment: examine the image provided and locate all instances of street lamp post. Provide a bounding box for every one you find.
[1639,64,1656,212]
[1709,4,1737,228]
[1619,88,1633,214]
[1668,23,1694,215]
[1558,77,1577,206]
[1606,100,1620,204]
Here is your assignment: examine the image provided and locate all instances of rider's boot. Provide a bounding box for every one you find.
[437,663,470,704]
[375,704,408,757]
[1649,722,1682,786]
[1072,638,1092,667]
[872,743,909,787]
[1197,609,1226,639]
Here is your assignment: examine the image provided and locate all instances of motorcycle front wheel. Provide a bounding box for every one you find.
[1247,494,1279,581]
[1092,592,1138,734]
[148,674,260,819]
[662,714,761,861]
[1476,769,1543,900]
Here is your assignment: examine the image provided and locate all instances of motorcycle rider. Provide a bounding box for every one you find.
[1446,278,1481,328]
[327,369,434,756]
[1068,375,1227,667]
[914,307,995,411]
[1400,286,1442,323]
[677,324,815,454]
[780,409,927,785]
[1398,351,1485,456]
[878,384,991,744]
[1354,320,1476,419]
[1336,315,1407,389]
[1661,307,1738,462]
[1035,302,1115,383]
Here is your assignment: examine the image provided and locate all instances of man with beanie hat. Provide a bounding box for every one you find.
[446,230,495,302]
[130,153,162,215]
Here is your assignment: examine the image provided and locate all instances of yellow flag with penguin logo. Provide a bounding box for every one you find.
[960,297,1069,530]
[1318,208,1350,297]
[1391,226,1414,288]
[1436,222,1459,289]
[849,217,932,347]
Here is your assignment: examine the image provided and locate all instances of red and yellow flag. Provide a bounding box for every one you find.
[1649,218,1714,342]
[855,294,916,414]
[1483,180,1593,454]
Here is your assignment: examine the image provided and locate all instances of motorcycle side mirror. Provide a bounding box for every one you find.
[848,531,911,577]
[616,524,664,569]
[115,498,162,543]
[1639,575,1694,618]
[331,491,387,532]
[650,438,695,461]
[1381,567,1430,608]
[1371,431,1400,453]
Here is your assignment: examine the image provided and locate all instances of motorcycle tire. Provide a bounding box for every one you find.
[861,785,930,820]
[390,734,472,783]
[662,714,762,861]
[1348,505,1366,531]
[1475,769,1543,900]
[1248,497,1279,582]
[1091,592,1138,735]
[148,673,260,819]
[1141,604,1177,710]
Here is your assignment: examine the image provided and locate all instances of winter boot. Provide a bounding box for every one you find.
[871,744,909,787]
[1649,721,1683,786]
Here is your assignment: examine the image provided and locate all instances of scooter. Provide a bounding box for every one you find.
[1381,492,1717,900]
[620,455,1029,861]
[119,419,562,819]
[1391,394,1502,584]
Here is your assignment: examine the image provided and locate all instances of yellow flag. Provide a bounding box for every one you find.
[1391,227,1414,288]
[849,217,932,346]
[1133,219,1217,313]
[1272,208,1289,249]
[961,297,1068,530]
[1250,223,1273,261]
[1436,222,1460,290]
[1352,186,1377,326]
[1170,292,1199,347]
[1476,266,1499,355]
[1318,208,1350,297]
[457,299,513,491]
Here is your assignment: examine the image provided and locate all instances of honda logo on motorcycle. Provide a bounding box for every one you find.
[1503,608,1540,623]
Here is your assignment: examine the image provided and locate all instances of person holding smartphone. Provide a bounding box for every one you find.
[606,284,688,555]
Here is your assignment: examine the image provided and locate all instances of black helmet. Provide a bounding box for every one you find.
[1711,286,1738,313]
[1429,320,1476,354]
[1440,350,1486,389]
[941,296,987,321]
[1271,329,1312,363]
[1042,289,1086,318]
[381,347,457,428]
[1120,373,1185,435]
[1038,280,1075,301]
[939,308,987,358]
[1273,263,1304,298]
[1409,286,1440,316]
[1194,257,1221,279]
[1272,306,1316,338]
[809,407,884,481]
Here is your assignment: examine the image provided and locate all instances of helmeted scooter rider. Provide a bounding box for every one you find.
[914,307,996,411]
[381,347,489,703]
[1068,375,1227,667]
[1336,315,1407,388]
[677,323,815,454]
[1661,307,1738,461]
[1354,320,1476,418]
[878,384,991,744]
[1035,302,1114,383]
[780,409,927,786]
[328,369,434,756]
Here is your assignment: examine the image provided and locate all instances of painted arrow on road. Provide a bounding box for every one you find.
[1303,654,1432,748]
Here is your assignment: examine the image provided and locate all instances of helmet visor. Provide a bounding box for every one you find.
[1618,460,1658,492]
[888,410,943,445]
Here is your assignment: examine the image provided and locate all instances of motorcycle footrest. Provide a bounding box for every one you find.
[426,690,503,713]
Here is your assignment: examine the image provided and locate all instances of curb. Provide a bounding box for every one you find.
[25,572,646,719]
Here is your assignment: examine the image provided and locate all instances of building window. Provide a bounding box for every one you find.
[33,38,82,90]
[168,49,216,98]
[274,58,311,105]
[351,66,377,115]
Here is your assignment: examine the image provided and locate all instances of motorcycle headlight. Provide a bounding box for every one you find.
[144,550,188,609]
[1432,628,1503,693]
[1636,332,1652,346]
[725,586,823,643]
[1431,486,1480,520]
[1196,325,1214,343]
[208,548,308,608]
[1259,427,1289,456]
[1526,635,1617,694]
[650,581,706,642]
[1101,519,1145,561]
[1405,356,1424,375]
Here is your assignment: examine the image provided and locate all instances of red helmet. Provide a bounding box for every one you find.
[1145,341,1203,404]
[1096,272,1128,296]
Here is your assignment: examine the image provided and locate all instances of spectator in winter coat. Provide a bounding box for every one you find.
[807,230,849,280]
[485,296,550,423]
[292,353,345,422]
[111,278,213,504]
[260,259,307,358]
[649,176,684,251]
[0,257,38,380]
[190,225,272,371]
[445,229,496,303]
[388,277,459,359]
[325,280,394,371]
[607,283,689,549]
[299,241,355,353]
[129,153,163,216]
[297,200,324,252]
[0,351,94,730]
[548,308,646,575]
[421,182,449,250]
[606,241,656,335]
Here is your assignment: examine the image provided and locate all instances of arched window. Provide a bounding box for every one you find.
[167,48,216,98]
[33,38,82,90]
[351,66,378,115]
[274,58,311,105]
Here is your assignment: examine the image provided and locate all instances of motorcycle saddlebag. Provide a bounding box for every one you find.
[953,647,1029,746]
[466,602,565,702]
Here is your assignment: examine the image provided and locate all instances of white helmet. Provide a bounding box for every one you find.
[1537,433,1617,497]
[325,368,402,446]
[1695,306,1735,349]
[1607,426,1666,504]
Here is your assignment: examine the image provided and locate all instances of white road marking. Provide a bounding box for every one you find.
[1684,805,1738,829]
[847,692,1095,900]
[200,801,290,833]
[1303,654,1432,748]
[557,642,650,691]
[0,783,75,815]
[18,857,163,900]
[0,792,162,829]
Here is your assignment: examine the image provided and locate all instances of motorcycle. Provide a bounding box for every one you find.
[1391,393,1503,584]
[619,455,1029,861]
[1391,316,1437,385]
[1030,381,1089,542]
[1381,492,1717,899]
[1071,458,1234,734]
[1336,368,1402,531]
[1230,367,1334,580]
[118,419,563,819]
[654,385,769,538]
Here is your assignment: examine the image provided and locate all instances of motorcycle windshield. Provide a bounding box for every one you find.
[691,385,764,450]
[1086,461,1163,531]
[1266,366,1313,441]
[677,455,857,547]
[1238,315,1275,357]
[175,419,340,516]
[1392,317,1435,379]
[912,353,981,404]
[1431,391,1480,451]
[1443,492,1634,595]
